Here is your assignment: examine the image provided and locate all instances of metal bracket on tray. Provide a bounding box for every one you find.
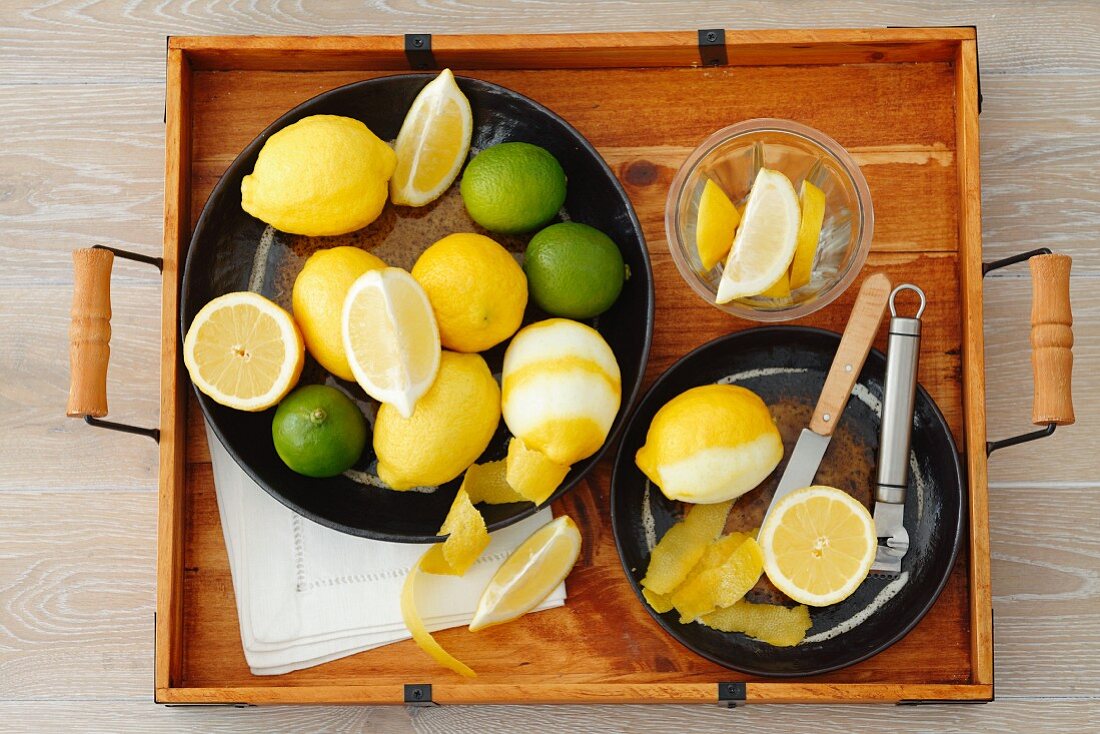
[404,683,438,707]
[697,29,727,67]
[405,34,436,71]
[981,247,1057,455]
[717,681,746,708]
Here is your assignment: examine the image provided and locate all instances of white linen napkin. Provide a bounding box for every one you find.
[206,423,566,675]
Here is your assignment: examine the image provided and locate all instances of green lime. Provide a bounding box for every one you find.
[523,221,625,319]
[460,142,566,234]
[272,384,368,478]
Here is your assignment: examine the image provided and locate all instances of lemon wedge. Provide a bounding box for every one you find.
[342,267,441,418]
[391,69,473,207]
[715,168,800,303]
[469,515,582,632]
[183,291,304,411]
[789,180,827,290]
[696,178,741,271]
[758,485,876,607]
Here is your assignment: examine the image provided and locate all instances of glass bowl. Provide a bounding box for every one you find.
[665,119,873,322]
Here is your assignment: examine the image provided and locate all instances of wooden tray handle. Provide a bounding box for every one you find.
[1030,254,1075,426]
[67,248,113,418]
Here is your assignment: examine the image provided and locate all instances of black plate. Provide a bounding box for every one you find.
[611,327,963,677]
[182,74,653,541]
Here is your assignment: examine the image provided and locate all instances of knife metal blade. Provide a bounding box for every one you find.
[760,273,892,530]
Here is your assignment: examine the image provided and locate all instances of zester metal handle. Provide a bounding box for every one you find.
[876,285,925,505]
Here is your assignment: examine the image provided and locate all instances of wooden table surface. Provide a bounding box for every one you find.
[2,1,1097,731]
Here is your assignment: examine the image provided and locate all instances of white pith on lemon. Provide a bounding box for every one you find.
[183,291,303,411]
[341,267,440,418]
[469,515,581,632]
[758,485,877,607]
[501,319,621,467]
[390,69,473,207]
[635,384,783,504]
[715,168,800,303]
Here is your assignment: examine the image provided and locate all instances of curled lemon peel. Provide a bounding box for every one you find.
[640,500,732,595]
[400,556,476,678]
[505,437,571,505]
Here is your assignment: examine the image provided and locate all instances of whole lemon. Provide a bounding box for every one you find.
[241,115,397,236]
[635,384,783,504]
[374,351,501,490]
[501,319,621,466]
[292,246,386,381]
[411,233,527,353]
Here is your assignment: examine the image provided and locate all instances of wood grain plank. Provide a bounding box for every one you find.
[0,484,1097,702]
[4,1,1100,82]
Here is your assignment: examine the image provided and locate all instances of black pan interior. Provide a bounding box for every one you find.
[182,74,653,541]
[611,327,964,677]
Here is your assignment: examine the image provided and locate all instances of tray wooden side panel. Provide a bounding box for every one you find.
[158,30,991,704]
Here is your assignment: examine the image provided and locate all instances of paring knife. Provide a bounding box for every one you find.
[760,272,892,530]
[869,284,926,576]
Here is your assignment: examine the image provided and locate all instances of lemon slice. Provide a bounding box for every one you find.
[390,69,473,207]
[715,168,800,304]
[695,178,741,271]
[789,180,827,290]
[342,267,441,418]
[183,291,304,411]
[469,515,581,632]
[758,485,876,607]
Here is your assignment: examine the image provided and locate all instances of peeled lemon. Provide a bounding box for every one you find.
[635,384,783,504]
[411,233,527,353]
[183,291,303,411]
[758,485,876,607]
[292,246,386,381]
[715,168,800,303]
[390,69,473,207]
[501,319,621,467]
[342,267,440,418]
[241,115,396,236]
[374,351,501,490]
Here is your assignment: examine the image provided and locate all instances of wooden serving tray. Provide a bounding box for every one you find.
[157,29,991,705]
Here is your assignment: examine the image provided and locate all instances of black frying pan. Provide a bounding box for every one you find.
[611,327,964,677]
[181,74,653,542]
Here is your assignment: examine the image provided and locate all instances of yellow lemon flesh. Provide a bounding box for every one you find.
[241,115,396,236]
[183,291,304,411]
[788,180,827,290]
[758,485,876,607]
[715,168,800,303]
[374,351,501,490]
[342,267,441,418]
[469,515,582,632]
[411,233,527,353]
[391,69,473,207]
[695,178,741,271]
[635,384,783,504]
[292,246,386,381]
[501,319,621,467]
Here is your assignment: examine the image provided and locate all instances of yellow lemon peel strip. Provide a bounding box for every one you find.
[642,587,675,614]
[463,460,527,505]
[671,537,764,623]
[640,500,732,594]
[400,555,476,677]
[506,438,571,505]
[420,488,490,576]
[699,600,812,647]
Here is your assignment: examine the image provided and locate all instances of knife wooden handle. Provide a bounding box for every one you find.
[1030,254,1075,425]
[809,272,892,436]
[67,247,113,418]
